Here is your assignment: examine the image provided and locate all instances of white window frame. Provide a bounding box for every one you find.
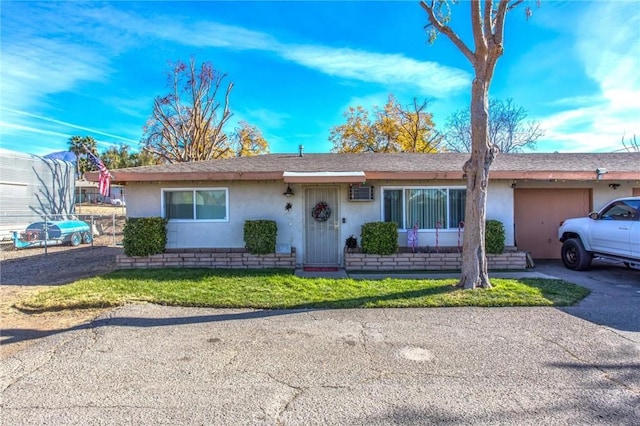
[380,185,466,231]
[161,187,229,222]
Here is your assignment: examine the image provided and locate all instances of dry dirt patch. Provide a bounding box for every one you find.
[1,243,123,359]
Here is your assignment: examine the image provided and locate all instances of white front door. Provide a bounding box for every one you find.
[304,187,340,266]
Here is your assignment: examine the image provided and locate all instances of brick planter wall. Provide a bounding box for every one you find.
[116,248,296,269]
[345,248,526,271]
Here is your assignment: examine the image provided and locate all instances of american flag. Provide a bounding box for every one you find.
[84,146,111,197]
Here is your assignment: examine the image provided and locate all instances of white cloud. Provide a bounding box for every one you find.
[101,96,155,119]
[279,45,469,97]
[1,2,469,123]
[539,102,640,153]
[534,2,640,152]
[173,21,280,52]
[89,5,470,98]
[0,121,72,139]
[0,38,111,112]
[129,11,470,97]
[547,96,601,108]
[337,93,390,116]
[243,108,290,130]
[3,109,139,144]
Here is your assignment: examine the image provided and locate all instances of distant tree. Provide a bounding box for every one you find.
[68,135,98,176]
[420,0,536,289]
[445,98,543,153]
[133,149,162,166]
[101,145,135,170]
[330,94,442,153]
[330,105,378,153]
[142,58,269,163]
[232,121,269,157]
[396,98,445,152]
[621,135,639,152]
[100,144,160,169]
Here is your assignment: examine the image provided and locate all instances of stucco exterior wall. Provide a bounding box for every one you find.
[127,181,383,266]
[125,177,630,264]
[127,180,300,250]
[487,181,514,246]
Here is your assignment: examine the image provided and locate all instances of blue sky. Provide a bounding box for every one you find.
[1,1,639,157]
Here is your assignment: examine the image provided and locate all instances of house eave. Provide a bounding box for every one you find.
[283,171,366,183]
[490,171,638,180]
[88,171,284,183]
[87,169,638,184]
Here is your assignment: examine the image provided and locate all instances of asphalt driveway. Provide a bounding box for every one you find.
[536,259,640,335]
[1,262,639,425]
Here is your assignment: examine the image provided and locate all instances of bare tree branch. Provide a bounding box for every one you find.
[142,58,266,163]
[420,1,475,63]
[621,135,639,152]
[445,98,543,153]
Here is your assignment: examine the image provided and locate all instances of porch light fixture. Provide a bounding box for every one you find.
[608,183,620,190]
[283,185,295,197]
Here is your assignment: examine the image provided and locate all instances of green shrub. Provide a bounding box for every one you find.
[485,219,505,254]
[244,220,277,254]
[361,222,398,255]
[123,217,168,257]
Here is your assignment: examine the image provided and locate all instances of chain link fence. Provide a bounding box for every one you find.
[0,212,126,255]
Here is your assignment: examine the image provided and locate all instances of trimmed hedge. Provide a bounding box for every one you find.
[244,220,277,254]
[485,219,505,254]
[123,217,168,257]
[361,221,398,255]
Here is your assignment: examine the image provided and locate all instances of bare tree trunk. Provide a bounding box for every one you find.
[420,0,516,289]
[458,74,495,289]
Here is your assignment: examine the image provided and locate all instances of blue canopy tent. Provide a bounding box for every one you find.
[44,151,77,163]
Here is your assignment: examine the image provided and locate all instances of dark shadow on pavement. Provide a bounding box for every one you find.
[1,308,305,346]
[2,285,455,346]
[534,259,640,332]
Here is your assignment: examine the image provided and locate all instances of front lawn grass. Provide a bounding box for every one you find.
[16,268,590,312]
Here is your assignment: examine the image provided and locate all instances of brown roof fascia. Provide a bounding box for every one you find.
[86,167,638,184]
[489,171,639,180]
[366,171,466,180]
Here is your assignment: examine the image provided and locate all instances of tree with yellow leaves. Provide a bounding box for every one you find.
[329,95,442,153]
[232,121,269,157]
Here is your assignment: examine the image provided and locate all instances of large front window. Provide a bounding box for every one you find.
[383,187,466,229]
[163,188,228,221]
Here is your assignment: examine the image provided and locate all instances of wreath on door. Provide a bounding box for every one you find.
[311,201,331,222]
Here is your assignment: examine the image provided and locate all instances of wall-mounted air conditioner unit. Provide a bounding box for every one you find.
[348,185,374,201]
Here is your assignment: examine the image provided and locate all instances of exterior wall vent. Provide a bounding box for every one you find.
[348,185,374,202]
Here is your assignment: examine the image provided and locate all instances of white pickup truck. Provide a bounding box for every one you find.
[558,197,640,270]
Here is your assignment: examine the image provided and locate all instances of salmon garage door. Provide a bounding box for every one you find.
[514,188,591,259]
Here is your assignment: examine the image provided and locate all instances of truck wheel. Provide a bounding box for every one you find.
[561,238,592,271]
[70,232,81,246]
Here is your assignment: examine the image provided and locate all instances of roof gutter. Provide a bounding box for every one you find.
[85,171,284,183]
